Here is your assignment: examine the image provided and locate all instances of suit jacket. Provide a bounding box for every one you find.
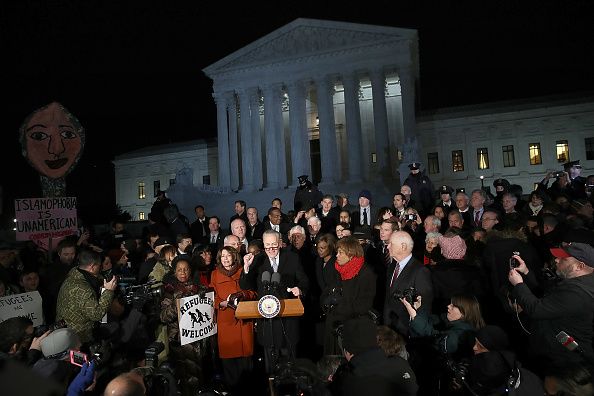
[239,248,310,348]
[205,232,225,254]
[263,221,292,237]
[383,257,433,336]
[247,221,265,240]
[351,206,379,228]
[190,216,209,242]
[316,207,340,234]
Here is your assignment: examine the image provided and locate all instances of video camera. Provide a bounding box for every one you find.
[34,319,67,338]
[321,286,343,314]
[552,171,566,178]
[273,362,316,396]
[122,280,164,309]
[404,213,417,221]
[392,286,419,305]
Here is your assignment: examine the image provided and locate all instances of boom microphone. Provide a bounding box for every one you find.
[556,331,582,353]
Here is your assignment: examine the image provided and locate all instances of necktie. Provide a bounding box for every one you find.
[363,208,368,225]
[211,234,216,244]
[271,257,278,272]
[274,225,279,232]
[474,211,480,226]
[390,262,399,288]
[383,245,391,266]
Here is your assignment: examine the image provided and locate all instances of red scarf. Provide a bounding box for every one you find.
[335,256,365,280]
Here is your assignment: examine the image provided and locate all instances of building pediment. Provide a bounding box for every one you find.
[203,18,416,77]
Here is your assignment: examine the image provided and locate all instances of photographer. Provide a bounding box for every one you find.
[209,246,257,393]
[0,316,49,366]
[508,243,594,377]
[56,249,117,344]
[322,236,376,355]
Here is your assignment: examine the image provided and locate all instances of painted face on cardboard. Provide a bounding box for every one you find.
[21,102,84,179]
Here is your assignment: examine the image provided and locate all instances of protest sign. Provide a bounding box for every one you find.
[177,291,217,346]
[0,291,43,327]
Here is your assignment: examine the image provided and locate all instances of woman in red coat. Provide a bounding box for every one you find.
[210,246,257,393]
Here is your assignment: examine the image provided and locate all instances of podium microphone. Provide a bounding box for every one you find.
[556,331,583,353]
[270,272,281,296]
[262,271,271,293]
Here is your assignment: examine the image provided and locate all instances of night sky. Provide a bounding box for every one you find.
[1,1,593,225]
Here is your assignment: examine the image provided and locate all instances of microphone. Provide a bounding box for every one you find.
[270,272,281,296]
[261,271,271,293]
[556,331,583,353]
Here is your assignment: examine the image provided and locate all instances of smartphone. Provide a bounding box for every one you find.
[509,251,521,270]
[69,350,88,367]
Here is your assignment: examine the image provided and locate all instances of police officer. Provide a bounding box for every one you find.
[492,178,510,211]
[403,162,434,217]
[436,185,455,213]
[294,175,323,212]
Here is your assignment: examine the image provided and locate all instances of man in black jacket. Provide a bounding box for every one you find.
[240,230,309,373]
[508,242,594,375]
[331,316,418,396]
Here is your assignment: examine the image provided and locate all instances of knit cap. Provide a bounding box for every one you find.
[438,235,467,260]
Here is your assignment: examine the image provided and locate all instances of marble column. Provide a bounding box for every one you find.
[237,89,254,191]
[262,84,280,189]
[287,80,311,185]
[274,85,288,188]
[315,76,338,185]
[369,68,390,174]
[213,92,230,189]
[399,66,416,140]
[341,72,364,183]
[248,87,263,190]
[225,91,240,192]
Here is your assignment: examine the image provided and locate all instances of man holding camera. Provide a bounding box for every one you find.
[56,249,117,343]
[538,160,587,200]
[507,243,594,375]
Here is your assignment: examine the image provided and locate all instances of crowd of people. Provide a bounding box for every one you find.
[1,160,594,395]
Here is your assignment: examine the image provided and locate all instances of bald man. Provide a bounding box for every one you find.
[384,231,433,336]
[103,372,145,396]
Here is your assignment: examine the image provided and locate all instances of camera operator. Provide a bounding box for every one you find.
[0,316,49,366]
[508,243,594,377]
[321,236,376,355]
[56,249,117,344]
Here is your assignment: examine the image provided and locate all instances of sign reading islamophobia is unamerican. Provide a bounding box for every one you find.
[14,197,78,248]
[177,291,217,346]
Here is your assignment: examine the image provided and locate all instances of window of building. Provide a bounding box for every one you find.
[502,145,515,167]
[477,148,489,170]
[169,178,176,186]
[371,153,377,163]
[556,140,569,163]
[203,175,211,185]
[139,212,145,220]
[586,137,594,160]
[452,150,464,172]
[138,182,146,200]
[427,152,439,174]
[153,180,160,197]
[529,143,542,165]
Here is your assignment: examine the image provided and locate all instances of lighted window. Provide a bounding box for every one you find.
[477,148,489,170]
[371,153,377,163]
[138,182,146,200]
[556,140,569,163]
[153,180,160,197]
[502,145,515,167]
[427,152,439,174]
[139,212,145,220]
[533,183,539,191]
[452,150,464,172]
[203,175,211,185]
[529,143,542,165]
[586,137,594,160]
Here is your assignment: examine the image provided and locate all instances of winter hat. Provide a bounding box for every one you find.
[358,189,372,201]
[40,328,80,358]
[438,235,467,260]
[341,316,377,355]
[475,325,509,352]
[550,242,594,267]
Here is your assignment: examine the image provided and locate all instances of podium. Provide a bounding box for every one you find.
[235,298,304,320]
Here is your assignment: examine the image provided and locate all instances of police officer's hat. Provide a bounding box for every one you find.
[492,178,510,188]
[563,160,581,170]
[298,175,309,185]
[439,185,454,196]
[455,187,466,195]
[408,162,421,170]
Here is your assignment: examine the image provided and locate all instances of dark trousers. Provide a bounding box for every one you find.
[221,356,253,392]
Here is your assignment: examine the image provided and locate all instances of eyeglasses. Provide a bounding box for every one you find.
[264,245,279,251]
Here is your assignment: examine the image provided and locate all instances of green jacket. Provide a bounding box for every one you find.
[56,267,114,343]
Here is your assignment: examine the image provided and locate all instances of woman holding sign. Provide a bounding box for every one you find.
[210,246,257,394]
[160,255,210,395]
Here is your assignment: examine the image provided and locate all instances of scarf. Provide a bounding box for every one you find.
[77,268,102,299]
[335,256,365,280]
[528,202,542,215]
[217,261,241,278]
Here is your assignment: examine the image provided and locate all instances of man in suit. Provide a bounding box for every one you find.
[470,189,487,228]
[264,207,292,237]
[190,205,209,243]
[455,192,473,229]
[246,207,265,240]
[229,200,249,229]
[316,194,340,235]
[240,230,309,372]
[384,231,433,336]
[352,189,378,228]
[206,216,225,254]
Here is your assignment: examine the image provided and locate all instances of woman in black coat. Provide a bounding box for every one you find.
[322,236,376,355]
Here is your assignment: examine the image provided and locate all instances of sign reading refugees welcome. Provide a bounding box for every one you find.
[15,197,78,248]
[0,291,44,327]
[177,291,217,346]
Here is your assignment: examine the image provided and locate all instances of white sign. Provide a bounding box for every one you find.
[177,291,217,346]
[0,291,43,327]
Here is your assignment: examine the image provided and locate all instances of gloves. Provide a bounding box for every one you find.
[67,360,96,396]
